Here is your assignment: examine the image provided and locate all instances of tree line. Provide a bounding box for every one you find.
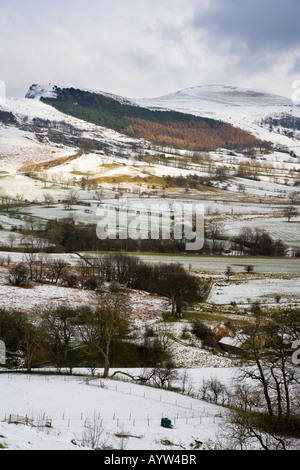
[19,217,291,257]
[0,287,135,376]
[230,226,288,256]
[8,253,210,318]
[1,254,209,376]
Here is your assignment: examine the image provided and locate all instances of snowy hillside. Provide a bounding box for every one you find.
[140,85,295,108]
[1,82,299,178]
[136,85,300,152]
[25,83,136,106]
[20,83,300,162]
[0,94,142,173]
[0,370,234,450]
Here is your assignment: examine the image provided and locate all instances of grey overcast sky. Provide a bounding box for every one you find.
[0,0,300,99]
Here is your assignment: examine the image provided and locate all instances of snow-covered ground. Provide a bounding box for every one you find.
[207,276,300,305]
[0,84,299,451]
[0,266,95,311]
[223,216,300,247]
[0,266,168,325]
[0,125,74,174]
[0,369,235,450]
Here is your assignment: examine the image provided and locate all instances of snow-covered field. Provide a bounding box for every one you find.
[127,254,300,274]
[0,369,234,450]
[0,266,168,325]
[223,217,300,247]
[0,126,74,173]
[0,266,94,311]
[208,276,300,305]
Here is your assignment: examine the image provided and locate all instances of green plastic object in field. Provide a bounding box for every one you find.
[161,417,173,428]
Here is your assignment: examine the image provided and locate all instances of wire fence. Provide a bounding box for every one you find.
[2,372,224,431]
[3,412,222,431]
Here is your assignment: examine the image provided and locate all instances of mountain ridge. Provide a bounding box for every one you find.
[25,83,296,106]
[24,82,300,150]
[23,83,273,153]
[25,83,136,106]
[0,82,299,177]
[142,84,296,107]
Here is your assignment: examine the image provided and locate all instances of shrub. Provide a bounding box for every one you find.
[191,319,218,349]
[8,263,30,286]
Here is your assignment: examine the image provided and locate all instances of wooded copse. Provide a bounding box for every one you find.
[7,253,210,317]
[1,259,208,377]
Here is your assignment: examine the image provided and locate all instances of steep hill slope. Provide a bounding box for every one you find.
[26,83,272,153]
[0,94,141,173]
[137,85,300,154]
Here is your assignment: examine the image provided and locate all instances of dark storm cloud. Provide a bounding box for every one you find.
[193,0,300,51]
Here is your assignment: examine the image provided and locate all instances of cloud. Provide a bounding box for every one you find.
[192,0,300,52]
[186,0,300,97]
[0,0,299,99]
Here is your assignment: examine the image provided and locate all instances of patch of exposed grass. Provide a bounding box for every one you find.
[114,433,142,439]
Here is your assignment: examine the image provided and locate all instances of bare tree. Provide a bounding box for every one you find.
[43,193,55,207]
[64,189,78,210]
[220,383,290,450]
[235,308,300,437]
[46,258,69,285]
[288,191,300,204]
[21,313,46,373]
[244,265,254,273]
[283,205,298,222]
[79,284,130,377]
[23,215,39,233]
[41,305,80,372]
[225,265,233,280]
[81,410,107,449]
[8,263,29,286]
[199,376,229,406]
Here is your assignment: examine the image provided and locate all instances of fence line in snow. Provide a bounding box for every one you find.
[3,411,222,429]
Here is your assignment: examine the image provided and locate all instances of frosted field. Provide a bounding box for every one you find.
[122,254,300,274]
[0,370,233,450]
[207,276,300,305]
[4,178,299,253]
[0,174,73,202]
[223,217,300,247]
